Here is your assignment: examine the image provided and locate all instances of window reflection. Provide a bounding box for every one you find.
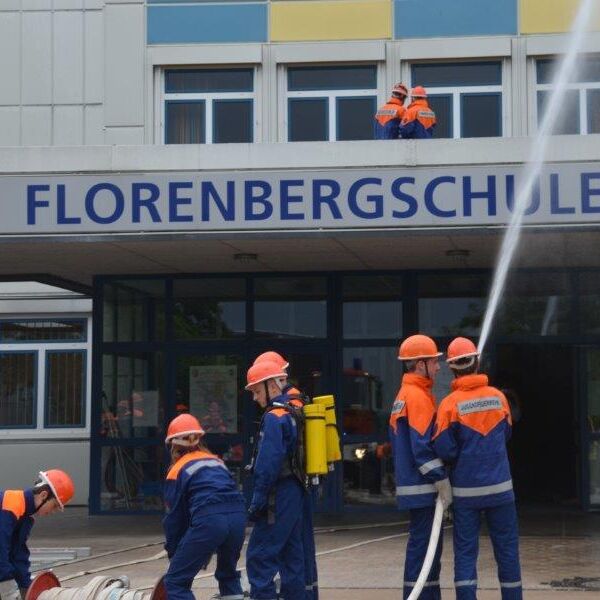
[103,280,165,342]
[101,352,164,439]
[173,278,245,340]
[101,445,164,512]
[254,277,326,338]
[341,347,398,507]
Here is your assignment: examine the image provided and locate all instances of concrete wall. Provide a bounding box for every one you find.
[0,440,89,505]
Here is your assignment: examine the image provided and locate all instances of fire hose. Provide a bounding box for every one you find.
[407,496,444,600]
[25,573,165,600]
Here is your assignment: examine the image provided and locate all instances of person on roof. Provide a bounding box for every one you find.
[433,337,522,600]
[390,334,452,600]
[399,86,437,139]
[0,470,74,600]
[374,82,408,140]
[245,359,307,600]
[163,413,246,600]
[252,352,318,600]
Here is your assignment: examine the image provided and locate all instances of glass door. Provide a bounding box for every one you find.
[583,347,600,509]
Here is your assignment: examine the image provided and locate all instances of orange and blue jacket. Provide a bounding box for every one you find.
[249,395,300,512]
[433,374,514,509]
[374,98,406,139]
[0,490,36,587]
[389,374,446,510]
[163,451,245,558]
[399,99,436,139]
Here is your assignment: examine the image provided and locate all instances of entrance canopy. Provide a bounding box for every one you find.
[0,135,599,287]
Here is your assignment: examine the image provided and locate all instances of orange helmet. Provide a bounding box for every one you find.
[253,351,289,370]
[398,334,442,361]
[446,337,479,364]
[392,82,408,97]
[38,470,75,510]
[411,86,427,98]
[245,360,286,390]
[165,414,205,445]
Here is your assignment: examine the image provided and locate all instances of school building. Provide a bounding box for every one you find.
[0,0,599,514]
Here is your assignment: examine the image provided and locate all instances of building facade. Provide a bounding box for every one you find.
[0,0,599,513]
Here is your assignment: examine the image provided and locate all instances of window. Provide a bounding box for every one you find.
[0,319,86,342]
[164,68,254,144]
[254,276,327,338]
[411,62,503,138]
[46,351,85,427]
[0,352,36,428]
[287,65,377,141]
[536,56,600,135]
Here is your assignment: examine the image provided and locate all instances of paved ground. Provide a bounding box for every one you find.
[29,505,600,598]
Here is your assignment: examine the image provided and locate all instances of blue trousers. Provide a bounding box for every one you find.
[453,502,522,600]
[403,506,443,600]
[164,511,246,600]
[247,478,305,600]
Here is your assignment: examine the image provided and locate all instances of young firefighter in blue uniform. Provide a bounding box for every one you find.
[1,470,74,600]
[390,335,452,600]
[245,359,306,600]
[399,87,437,139]
[433,337,522,600]
[252,351,318,600]
[163,413,246,600]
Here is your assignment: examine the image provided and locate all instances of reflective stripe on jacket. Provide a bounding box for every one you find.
[0,489,36,588]
[433,374,514,508]
[389,373,446,510]
[374,98,406,139]
[163,451,245,558]
[399,99,436,139]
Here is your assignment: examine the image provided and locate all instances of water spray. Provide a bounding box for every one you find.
[477,0,597,356]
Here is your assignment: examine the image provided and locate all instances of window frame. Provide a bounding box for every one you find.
[408,60,505,139]
[0,350,38,430]
[161,67,256,145]
[285,64,378,142]
[534,57,600,135]
[44,349,87,429]
[0,318,88,343]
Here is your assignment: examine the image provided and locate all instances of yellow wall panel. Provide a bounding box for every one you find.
[271,0,391,42]
[520,0,600,34]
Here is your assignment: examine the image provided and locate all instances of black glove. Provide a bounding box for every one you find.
[247,505,267,522]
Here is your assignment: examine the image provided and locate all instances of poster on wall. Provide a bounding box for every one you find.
[189,365,238,433]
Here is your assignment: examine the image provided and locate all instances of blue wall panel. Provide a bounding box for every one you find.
[147,4,268,44]
[394,0,517,38]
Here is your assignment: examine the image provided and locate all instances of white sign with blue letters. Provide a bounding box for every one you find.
[1,163,599,235]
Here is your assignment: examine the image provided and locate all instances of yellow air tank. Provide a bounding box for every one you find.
[303,403,328,476]
[313,395,342,466]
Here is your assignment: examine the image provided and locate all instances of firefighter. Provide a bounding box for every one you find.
[390,334,452,600]
[163,414,246,600]
[252,352,319,600]
[399,86,437,139]
[0,470,74,600]
[245,360,306,600]
[433,337,522,600]
[374,82,408,139]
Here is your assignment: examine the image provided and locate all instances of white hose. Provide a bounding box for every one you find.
[38,576,151,600]
[407,497,444,600]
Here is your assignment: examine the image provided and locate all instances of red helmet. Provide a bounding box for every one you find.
[392,82,408,97]
[411,86,427,98]
[253,351,289,370]
[245,360,286,390]
[446,337,479,364]
[38,470,75,510]
[398,334,442,361]
[165,414,205,445]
